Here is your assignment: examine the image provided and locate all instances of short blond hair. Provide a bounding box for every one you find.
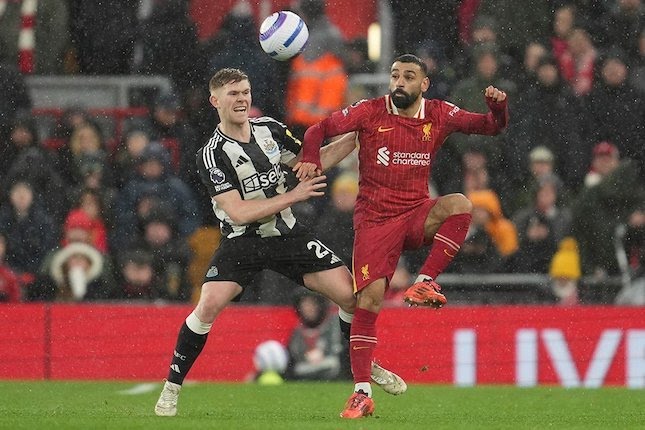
[209,68,249,93]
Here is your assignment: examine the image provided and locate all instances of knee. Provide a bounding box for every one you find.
[448,193,472,215]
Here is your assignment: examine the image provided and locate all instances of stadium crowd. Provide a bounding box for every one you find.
[0,0,644,306]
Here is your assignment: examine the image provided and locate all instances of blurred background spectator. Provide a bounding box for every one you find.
[285,290,345,381]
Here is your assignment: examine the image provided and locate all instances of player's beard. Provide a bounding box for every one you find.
[390,88,419,109]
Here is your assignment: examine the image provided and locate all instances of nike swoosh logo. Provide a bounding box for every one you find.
[444,249,456,258]
[378,126,394,132]
[352,346,370,350]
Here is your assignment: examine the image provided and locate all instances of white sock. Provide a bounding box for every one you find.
[354,382,372,397]
[185,311,212,335]
[414,274,433,283]
[338,308,354,324]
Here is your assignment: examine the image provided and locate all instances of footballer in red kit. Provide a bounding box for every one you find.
[294,54,509,418]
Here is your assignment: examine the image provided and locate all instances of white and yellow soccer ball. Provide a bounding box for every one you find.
[259,11,309,61]
[253,340,288,374]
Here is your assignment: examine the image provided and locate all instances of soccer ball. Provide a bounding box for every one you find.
[259,11,309,61]
[253,340,288,373]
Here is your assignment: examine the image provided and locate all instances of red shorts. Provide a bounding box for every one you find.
[352,199,435,292]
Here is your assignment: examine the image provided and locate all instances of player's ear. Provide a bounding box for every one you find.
[209,94,219,109]
[421,76,430,93]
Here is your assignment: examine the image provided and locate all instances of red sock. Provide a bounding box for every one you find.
[349,307,378,383]
[420,213,472,279]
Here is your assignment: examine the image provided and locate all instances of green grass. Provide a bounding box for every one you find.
[0,381,643,429]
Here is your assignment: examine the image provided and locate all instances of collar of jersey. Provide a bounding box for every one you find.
[385,95,425,119]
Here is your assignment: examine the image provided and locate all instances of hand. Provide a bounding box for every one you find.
[290,175,327,202]
[484,85,507,103]
[292,161,321,181]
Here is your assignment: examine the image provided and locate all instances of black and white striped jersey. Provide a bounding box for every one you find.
[196,116,302,239]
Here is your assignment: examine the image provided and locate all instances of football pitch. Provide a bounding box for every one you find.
[0,381,643,429]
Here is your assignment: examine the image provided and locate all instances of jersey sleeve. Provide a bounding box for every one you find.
[326,98,372,135]
[300,99,372,165]
[275,120,302,165]
[196,147,236,197]
[441,100,507,136]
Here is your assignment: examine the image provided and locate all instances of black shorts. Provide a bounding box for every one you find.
[203,230,345,292]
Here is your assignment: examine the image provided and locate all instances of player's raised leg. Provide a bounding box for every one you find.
[404,194,472,307]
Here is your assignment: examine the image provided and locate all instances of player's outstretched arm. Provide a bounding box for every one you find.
[320,132,357,172]
[213,177,327,225]
[292,132,357,179]
[484,85,509,129]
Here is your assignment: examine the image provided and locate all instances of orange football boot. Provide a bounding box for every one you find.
[340,391,375,419]
[403,280,447,308]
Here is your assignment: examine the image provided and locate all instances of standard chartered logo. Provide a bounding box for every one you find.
[376,146,431,166]
[377,146,390,166]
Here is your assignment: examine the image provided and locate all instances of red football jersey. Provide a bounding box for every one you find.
[316,95,506,227]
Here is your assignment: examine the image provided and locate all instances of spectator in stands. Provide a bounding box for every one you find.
[62,190,109,254]
[69,0,137,74]
[548,237,582,306]
[2,137,69,223]
[147,93,202,211]
[127,205,192,301]
[511,54,584,187]
[0,180,57,276]
[510,146,561,211]
[517,41,549,92]
[467,189,519,259]
[51,106,90,141]
[584,50,645,177]
[560,28,597,97]
[454,15,514,79]
[417,41,456,101]
[509,212,558,274]
[0,0,69,74]
[0,56,31,138]
[315,173,359,267]
[436,146,493,197]
[286,290,345,381]
[55,121,112,187]
[286,0,348,138]
[1,114,52,188]
[204,1,281,119]
[113,142,199,249]
[112,128,151,189]
[584,141,621,188]
[131,0,204,96]
[513,174,572,245]
[550,4,576,78]
[114,248,159,300]
[572,142,645,276]
[69,154,118,231]
[28,242,114,302]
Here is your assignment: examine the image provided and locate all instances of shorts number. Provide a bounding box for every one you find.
[307,240,341,264]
